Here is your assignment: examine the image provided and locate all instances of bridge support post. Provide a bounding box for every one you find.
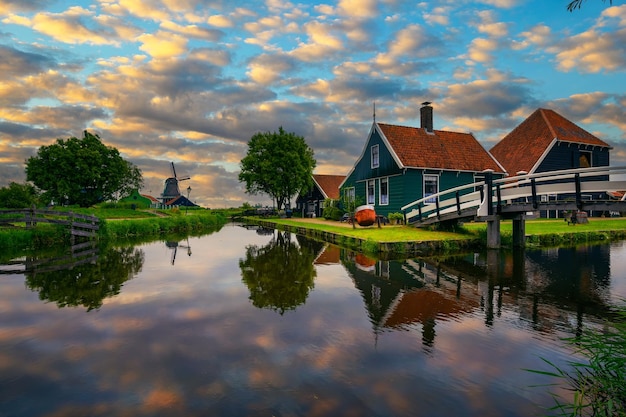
[485,215,500,249]
[512,214,526,247]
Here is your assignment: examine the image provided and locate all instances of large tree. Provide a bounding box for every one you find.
[26,131,143,207]
[239,127,316,210]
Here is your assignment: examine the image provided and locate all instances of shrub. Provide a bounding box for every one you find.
[388,212,404,224]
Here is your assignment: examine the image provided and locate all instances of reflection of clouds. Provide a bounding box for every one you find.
[2,226,607,416]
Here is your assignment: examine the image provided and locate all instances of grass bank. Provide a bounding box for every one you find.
[0,207,228,254]
[251,216,626,257]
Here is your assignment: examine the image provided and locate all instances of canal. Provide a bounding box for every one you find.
[1,222,624,417]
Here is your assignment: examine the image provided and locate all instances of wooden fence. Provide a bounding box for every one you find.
[0,208,99,238]
[0,240,98,275]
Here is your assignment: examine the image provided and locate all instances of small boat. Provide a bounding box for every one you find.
[354,205,376,226]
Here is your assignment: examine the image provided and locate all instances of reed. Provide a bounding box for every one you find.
[0,210,228,250]
[529,306,626,416]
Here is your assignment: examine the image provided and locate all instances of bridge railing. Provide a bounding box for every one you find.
[402,166,626,224]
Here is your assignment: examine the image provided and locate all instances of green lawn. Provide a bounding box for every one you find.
[267,216,626,243]
[462,217,626,235]
[268,218,475,242]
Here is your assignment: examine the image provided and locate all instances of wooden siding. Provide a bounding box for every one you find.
[350,129,403,180]
[537,142,609,173]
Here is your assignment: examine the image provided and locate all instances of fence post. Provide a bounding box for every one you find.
[575,173,582,210]
[484,170,493,216]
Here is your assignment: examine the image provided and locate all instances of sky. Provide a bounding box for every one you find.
[1,0,625,208]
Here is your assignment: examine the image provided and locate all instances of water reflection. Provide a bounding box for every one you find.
[2,227,625,417]
[166,238,192,265]
[239,230,317,314]
[334,243,621,351]
[22,244,144,311]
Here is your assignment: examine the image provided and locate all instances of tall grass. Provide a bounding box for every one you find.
[529,306,626,416]
[99,211,226,240]
[0,210,228,250]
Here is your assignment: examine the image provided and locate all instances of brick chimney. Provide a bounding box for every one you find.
[420,102,433,133]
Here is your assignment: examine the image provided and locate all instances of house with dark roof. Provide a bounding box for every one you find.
[490,108,612,217]
[340,103,505,218]
[296,174,346,218]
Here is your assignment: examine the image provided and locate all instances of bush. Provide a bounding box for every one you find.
[323,206,344,221]
[388,212,404,224]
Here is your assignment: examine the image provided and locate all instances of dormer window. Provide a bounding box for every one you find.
[371,144,379,168]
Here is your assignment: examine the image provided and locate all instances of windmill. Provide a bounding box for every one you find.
[160,162,191,203]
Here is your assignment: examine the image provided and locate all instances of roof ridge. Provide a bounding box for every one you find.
[539,108,558,139]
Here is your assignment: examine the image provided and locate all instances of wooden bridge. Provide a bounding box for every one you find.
[402,166,626,248]
[0,207,100,239]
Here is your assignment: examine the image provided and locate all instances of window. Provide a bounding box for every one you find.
[371,145,379,168]
[379,177,389,205]
[579,151,591,168]
[367,180,375,204]
[424,175,439,204]
[344,187,355,202]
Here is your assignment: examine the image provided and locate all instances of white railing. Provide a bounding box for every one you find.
[402,166,626,224]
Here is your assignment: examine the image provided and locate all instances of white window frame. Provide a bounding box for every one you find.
[424,174,439,204]
[367,179,375,205]
[379,177,389,205]
[371,144,379,169]
[345,187,355,202]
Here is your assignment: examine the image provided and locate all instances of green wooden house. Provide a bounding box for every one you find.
[119,189,158,209]
[340,103,505,218]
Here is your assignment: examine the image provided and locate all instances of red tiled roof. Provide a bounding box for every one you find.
[489,108,611,175]
[141,194,159,202]
[313,174,346,199]
[377,123,504,173]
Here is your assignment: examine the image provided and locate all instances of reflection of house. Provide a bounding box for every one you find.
[490,108,612,217]
[296,174,346,218]
[313,244,341,265]
[340,103,505,218]
[343,252,479,348]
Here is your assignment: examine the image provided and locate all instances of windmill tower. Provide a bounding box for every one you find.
[160,162,190,203]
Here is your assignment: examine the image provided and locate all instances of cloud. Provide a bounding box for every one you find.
[0,0,48,14]
[0,45,56,77]
[516,7,626,74]
[555,28,626,73]
[137,31,189,58]
[246,53,296,84]
[3,6,136,45]
[373,24,445,75]
[290,20,345,62]
[207,14,233,28]
[159,20,223,41]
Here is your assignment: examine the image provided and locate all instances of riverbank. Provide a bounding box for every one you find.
[0,208,229,259]
[249,216,626,257]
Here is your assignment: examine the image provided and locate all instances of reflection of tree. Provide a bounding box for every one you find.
[25,246,144,311]
[240,231,316,314]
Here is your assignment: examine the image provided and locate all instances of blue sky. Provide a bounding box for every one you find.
[1,0,625,208]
